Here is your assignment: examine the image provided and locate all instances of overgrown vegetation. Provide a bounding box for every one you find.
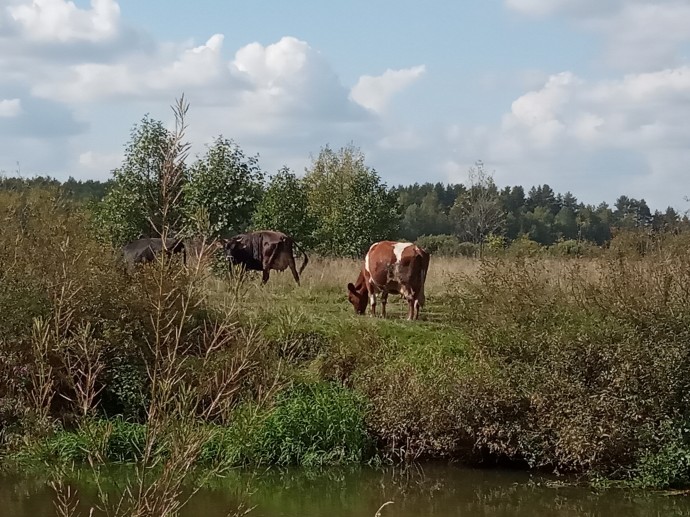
[3,96,690,517]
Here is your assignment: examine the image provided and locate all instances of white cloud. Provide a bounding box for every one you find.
[78,150,121,172]
[502,72,579,148]
[505,0,690,71]
[8,0,121,43]
[506,0,623,17]
[0,98,21,117]
[445,66,690,207]
[377,127,424,150]
[229,36,360,123]
[0,1,378,181]
[31,33,235,103]
[350,65,426,114]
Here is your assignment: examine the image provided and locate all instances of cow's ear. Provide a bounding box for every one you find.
[347,282,357,294]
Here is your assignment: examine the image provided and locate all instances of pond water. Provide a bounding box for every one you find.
[2,463,690,516]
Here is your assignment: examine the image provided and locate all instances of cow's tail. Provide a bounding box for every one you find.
[417,247,430,307]
[293,239,309,276]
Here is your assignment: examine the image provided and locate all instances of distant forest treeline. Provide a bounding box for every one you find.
[393,181,686,245]
[1,172,685,249]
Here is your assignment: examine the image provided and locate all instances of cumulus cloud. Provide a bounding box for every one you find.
[350,65,426,113]
[230,36,364,124]
[8,0,121,43]
[0,2,382,181]
[0,98,21,117]
[30,33,369,141]
[445,67,690,207]
[77,150,121,179]
[506,0,625,17]
[505,0,690,71]
[30,33,240,103]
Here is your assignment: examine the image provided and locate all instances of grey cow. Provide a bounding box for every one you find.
[121,237,186,269]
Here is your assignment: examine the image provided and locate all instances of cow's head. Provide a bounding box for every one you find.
[223,236,242,252]
[347,282,368,315]
[222,236,246,265]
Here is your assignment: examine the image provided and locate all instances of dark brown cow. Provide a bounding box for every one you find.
[223,230,309,285]
[347,240,430,320]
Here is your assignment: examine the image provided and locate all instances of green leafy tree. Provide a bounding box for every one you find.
[252,166,316,247]
[614,195,652,229]
[401,190,451,240]
[575,204,613,244]
[554,206,578,240]
[449,161,505,256]
[93,112,185,246]
[523,206,556,245]
[183,136,264,237]
[304,144,399,257]
[527,184,560,214]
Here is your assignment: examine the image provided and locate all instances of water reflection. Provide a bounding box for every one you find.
[2,463,690,516]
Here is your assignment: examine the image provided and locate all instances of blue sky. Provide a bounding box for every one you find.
[1,0,690,210]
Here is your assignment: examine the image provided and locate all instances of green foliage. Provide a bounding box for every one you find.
[20,382,372,469]
[484,233,506,253]
[633,421,690,489]
[401,190,452,240]
[251,166,316,246]
[184,136,264,237]
[92,116,178,245]
[304,144,399,257]
[215,383,372,467]
[442,252,690,483]
[523,206,555,245]
[415,234,477,257]
[449,161,506,251]
[18,419,147,464]
[506,234,543,257]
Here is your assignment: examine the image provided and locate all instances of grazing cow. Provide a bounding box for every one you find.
[121,237,186,268]
[223,230,309,285]
[347,241,430,320]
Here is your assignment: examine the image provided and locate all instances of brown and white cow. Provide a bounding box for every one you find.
[347,241,430,320]
[223,230,309,285]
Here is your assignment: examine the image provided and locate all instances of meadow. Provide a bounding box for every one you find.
[3,186,690,514]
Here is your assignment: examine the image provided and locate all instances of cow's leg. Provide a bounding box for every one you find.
[287,254,300,286]
[407,298,415,320]
[369,292,377,317]
[413,298,422,320]
[381,291,388,319]
[259,244,283,286]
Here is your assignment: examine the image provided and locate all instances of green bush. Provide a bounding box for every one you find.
[442,254,690,482]
[632,421,690,489]
[506,234,543,257]
[19,419,147,464]
[415,234,478,257]
[248,383,372,466]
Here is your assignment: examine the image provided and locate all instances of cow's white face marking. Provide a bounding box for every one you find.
[393,242,412,263]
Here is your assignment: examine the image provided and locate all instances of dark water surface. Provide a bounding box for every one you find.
[2,464,690,516]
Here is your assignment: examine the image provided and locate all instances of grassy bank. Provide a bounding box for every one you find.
[3,187,690,498]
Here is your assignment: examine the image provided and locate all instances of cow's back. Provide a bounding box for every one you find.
[122,238,160,264]
[365,241,427,289]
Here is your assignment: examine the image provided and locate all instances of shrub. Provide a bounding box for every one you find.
[415,234,478,257]
[18,419,147,464]
[506,234,543,257]
[633,420,690,489]
[442,253,690,481]
[248,383,372,466]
